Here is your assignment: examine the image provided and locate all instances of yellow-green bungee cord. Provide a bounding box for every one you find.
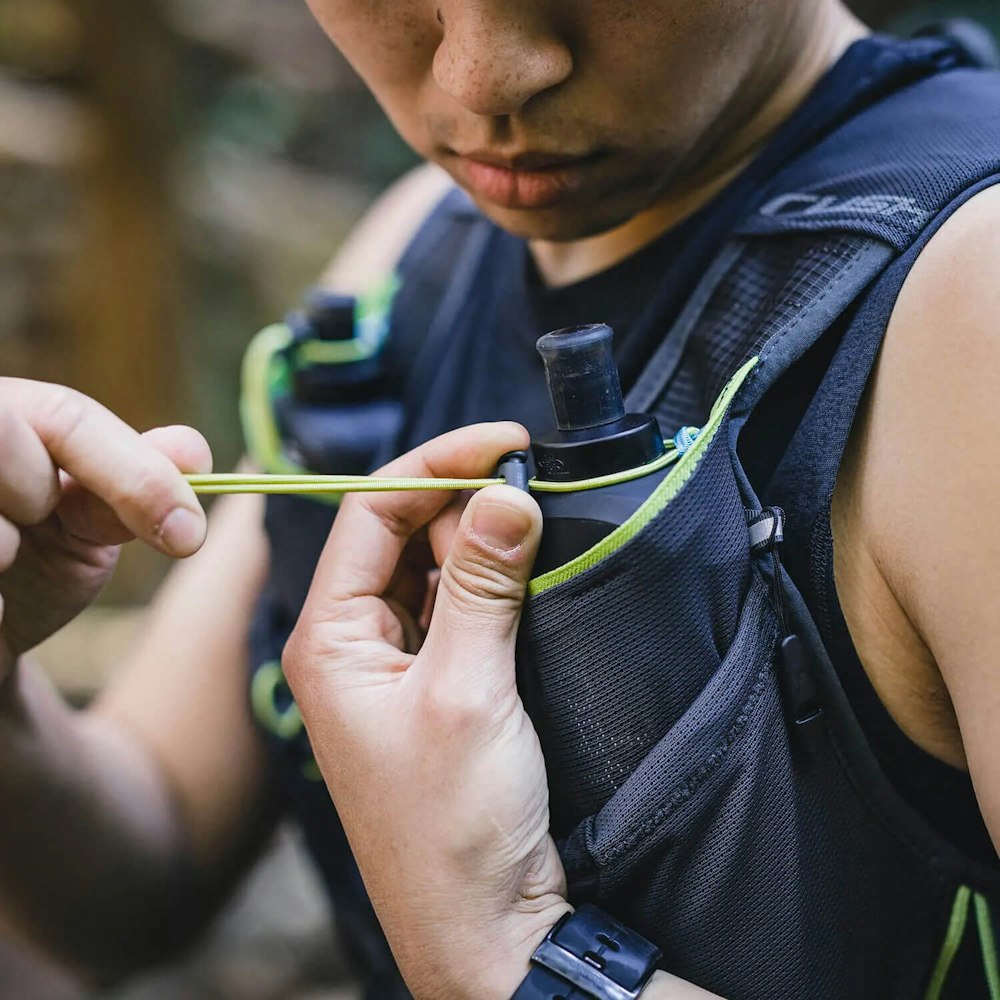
[186,446,680,497]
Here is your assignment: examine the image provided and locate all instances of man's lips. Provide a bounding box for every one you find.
[460,149,591,171]
[448,149,605,210]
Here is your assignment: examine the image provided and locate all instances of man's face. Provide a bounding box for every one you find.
[307,0,806,241]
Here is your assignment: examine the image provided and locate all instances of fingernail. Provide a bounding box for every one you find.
[472,501,532,553]
[160,507,204,555]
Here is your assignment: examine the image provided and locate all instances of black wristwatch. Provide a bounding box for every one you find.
[512,905,662,1000]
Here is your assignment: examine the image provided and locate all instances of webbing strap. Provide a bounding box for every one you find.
[746,507,785,554]
[731,240,896,421]
[398,213,495,425]
[626,241,746,414]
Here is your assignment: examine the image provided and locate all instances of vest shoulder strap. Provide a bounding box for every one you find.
[629,63,1000,438]
[622,63,1000,624]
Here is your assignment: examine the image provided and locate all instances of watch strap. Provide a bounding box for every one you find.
[512,905,662,1000]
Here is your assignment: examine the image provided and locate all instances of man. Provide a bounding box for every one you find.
[2,1,1000,997]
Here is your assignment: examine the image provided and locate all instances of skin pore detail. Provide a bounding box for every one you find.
[306,0,867,285]
[529,1,869,285]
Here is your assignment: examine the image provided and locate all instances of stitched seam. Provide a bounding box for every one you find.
[540,563,631,603]
[743,239,867,396]
[561,656,774,878]
[591,660,774,866]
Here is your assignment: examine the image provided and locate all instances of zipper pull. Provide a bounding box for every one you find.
[779,634,825,749]
[747,506,787,632]
[746,507,826,752]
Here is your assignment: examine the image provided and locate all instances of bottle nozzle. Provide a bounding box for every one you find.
[536,324,625,432]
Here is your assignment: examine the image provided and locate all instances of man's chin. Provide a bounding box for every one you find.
[466,196,637,244]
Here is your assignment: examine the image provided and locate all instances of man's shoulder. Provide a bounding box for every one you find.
[879,181,1000,426]
[851,179,1000,823]
[847,181,1000,584]
[833,181,1000,764]
[318,163,456,295]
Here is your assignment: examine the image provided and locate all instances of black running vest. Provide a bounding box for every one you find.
[246,35,1000,1000]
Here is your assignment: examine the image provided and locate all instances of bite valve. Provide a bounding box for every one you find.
[536,323,626,431]
[531,324,665,482]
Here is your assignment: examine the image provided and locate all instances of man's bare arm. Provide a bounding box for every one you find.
[0,163,453,982]
[835,183,1000,849]
[0,491,274,981]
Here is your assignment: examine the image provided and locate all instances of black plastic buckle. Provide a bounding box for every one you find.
[497,451,531,492]
[747,508,827,753]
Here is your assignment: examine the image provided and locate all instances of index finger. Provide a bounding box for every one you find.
[1,378,208,557]
[308,422,529,609]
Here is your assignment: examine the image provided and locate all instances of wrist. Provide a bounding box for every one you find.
[404,897,573,1000]
[641,972,674,998]
[482,900,576,1000]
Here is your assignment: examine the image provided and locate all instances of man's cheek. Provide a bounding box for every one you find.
[364,90,441,161]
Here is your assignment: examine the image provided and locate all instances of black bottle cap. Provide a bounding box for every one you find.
[300,292,356,342]
[286,293,384,403]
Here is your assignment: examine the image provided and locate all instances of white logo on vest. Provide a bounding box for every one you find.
[760,191,931,226]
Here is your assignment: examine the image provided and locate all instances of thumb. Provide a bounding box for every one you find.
[422,485,542,680]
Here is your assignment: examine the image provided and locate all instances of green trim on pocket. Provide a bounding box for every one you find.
[925,885,972,1000]
[528,356,759,597]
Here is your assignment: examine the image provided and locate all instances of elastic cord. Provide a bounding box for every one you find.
[186,445,680,497]
[187,475,503,495]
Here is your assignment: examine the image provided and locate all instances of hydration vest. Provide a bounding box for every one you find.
[246,37,1000,1000]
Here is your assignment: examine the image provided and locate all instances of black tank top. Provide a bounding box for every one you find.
[454,36,996,864]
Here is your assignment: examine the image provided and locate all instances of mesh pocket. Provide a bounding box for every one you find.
[566,569,781,884]
[518,426,752,837]
[553,572,968,1000]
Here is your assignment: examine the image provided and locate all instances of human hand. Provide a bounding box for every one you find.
[0,379,211,684]
[284,423,571,999]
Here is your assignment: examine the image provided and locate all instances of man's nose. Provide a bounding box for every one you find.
[432,2,572,117]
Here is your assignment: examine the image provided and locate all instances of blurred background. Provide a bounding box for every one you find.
[0,1,996,997]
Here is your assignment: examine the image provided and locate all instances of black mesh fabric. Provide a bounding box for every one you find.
[650,235,870,432]
[549,576,981,999]
[515,215,1000,996]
